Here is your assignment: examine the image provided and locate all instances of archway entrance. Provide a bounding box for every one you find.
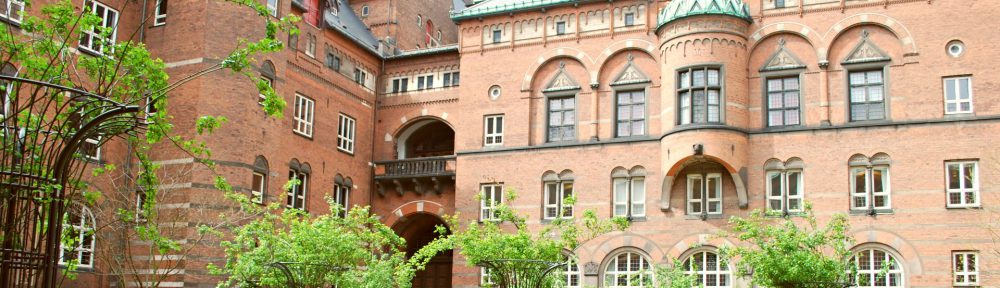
[393,213,452,288]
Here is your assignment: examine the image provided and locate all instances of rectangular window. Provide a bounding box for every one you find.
[775,0,785,8]
[251,171,266,204]
[325,52,335,69]
[766,170,803,214]
[615,90,645,137]
[944,76,973,114]
[443,73,452,87]
[337,114,356,153]
[153,0,167,25]
[547,97,575,142]
[259,76,272,105]
[484,115,504,146]
[850,166,891,212]
[354,69,367,86]
[686,173,722,215]
[451,72,460,86]
[293,94,314,137]
[305,34,316,57]
[135,190,147,222]
[492,29,501,43]
[953,251,979,286]
[416,76,424,90]
[556,21,566,35]
[480,184,503,221]
[392,77,409,93]
[848,70,886,121]
[544,181,574,219]
[287,170,307,210]
[766,76,801,127]
[334,183,350,217]
[266,0,278,16]
[416,75,433,90]
[79,0,119,56]
[481,267,494,287]
[0,0,25,23]
[443,72,459,87]
[946,161,979,208]
[678,67,722,124]
[624,12,635,26]
[613,176,645,218]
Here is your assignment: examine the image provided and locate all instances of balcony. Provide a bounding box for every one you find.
[374,156,455,196]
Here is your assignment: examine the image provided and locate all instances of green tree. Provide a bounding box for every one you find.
[718,204,855,288]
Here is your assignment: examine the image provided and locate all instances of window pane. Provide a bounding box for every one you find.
[769,93,783,108]
[849,72,866,85]
[850,87,866,103]
[680,72,690,88]
[945,79,956,100]
[563,98,575,109]
[707,69,719,86]
[693,70,705,86]
[872,169,885,193]
[785,110,800,125]
[769,173,782,196]
[867,71,883,83]
[767,79,782,91]
[868,86,883,101]
[959,78,971,99]
[550,99,562,110]
[784,92,799,107]
[618,93,631,104]
[618,106,631,120]
[963,163,976,189]
[550,112,562,125]
[631,121,644,135]
[948,164,961,189]
[769,111,783,126]
[783,77,798,90]
[632,105,644,119]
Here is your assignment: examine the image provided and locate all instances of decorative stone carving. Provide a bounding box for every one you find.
[760,38,806,72]
[843,30,891,64]
[583,261,599,276]
[544,61,580,92]
[611,53,650,86]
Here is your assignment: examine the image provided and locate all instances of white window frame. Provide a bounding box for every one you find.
[134,190,148,222]
[612,176,645,218]
[337,113,356,153]
[943,76,973,114]
[259,75,272,105]
[952,251,979,286]
[481,267,494,287]
[79,0,119,56]
[251,171,266,204]
[686,173,722,216]
[0,0,25,24]
[333,183,350,217]
[59,206,95,268]
[543,180,573,220]
[483,114,503,147]
[480,183,503,221]
[945,160,979,208]
[684,250,732,288]
[287,170,308,210]
[564,257,581,288]
[293,94,314,137]
[852,248,904,287]
[266,0,278,17]
[416,74,434,90]
[305,34,316,57]
[153,0,167,26]
[603,251,653,288]
[765,170,803,214]
[361,5,369,17]
[850,166,891,213]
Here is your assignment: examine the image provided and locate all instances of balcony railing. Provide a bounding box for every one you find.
[374,156,456,179]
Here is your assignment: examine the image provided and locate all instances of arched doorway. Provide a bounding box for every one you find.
[393,213,452,288]
[395,118,454,159]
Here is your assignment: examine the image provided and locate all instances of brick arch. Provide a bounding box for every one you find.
[575,231,667,266]
[747,22,822,62]
[821,13,918,61]
[660,155,748,211]
[665,233,737,260]
[519,47,596,91]
[849,229,924,275]
[593,39,658,83]
[389,114,454,140]
[384,200,447,228]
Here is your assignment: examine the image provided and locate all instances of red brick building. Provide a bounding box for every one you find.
[39,0,997,287]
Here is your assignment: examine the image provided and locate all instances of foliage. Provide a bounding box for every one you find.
[718,204,855,288]
[207,195,417,288]
[651,258,700,288]
[411,188,629,288]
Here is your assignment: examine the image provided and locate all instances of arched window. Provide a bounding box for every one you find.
[683,250,731,287]
[252,156,269,204]
[425,20,434,46]
[287,159,310,211]
[259,60,276,104]
[333,174,351,217]
[851,246,904,287]
[764,157,804,215]
[603,251,652,287]
[542,170,574,220]
[60,205,96,268]
[612,166,646,218]
[849,153,891,215]
[560,252,581,287]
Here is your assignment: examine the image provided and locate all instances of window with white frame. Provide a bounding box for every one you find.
[144,95,159,124]
[766,76,801,126]
[443,72,460,87]
[544,180,573,220]
[416,75,434,90]
[678,67,722,125]
[266,0,278,16]
[555,21,566,35]
[333,182,350,217]
[361,5,369,17]
[603,251,652,287]
[547,96,575,142]
[0,0,25,23]
[59,206,95,268]
[354,68,367,86]
[564,257,581,287]
[251,171,266,204]
[391,77,409,93]
[953,251,978,286]
[287,169,308,210]
[684,250,732,288]
[135,190,148,222]
[946,160,979,208]
[944,76,973,114]
[480,183,503,221]
[851,247,903,287]
[850,166,890,213]
[848,70,886,121]
[337,114,355,153]
[80,0,119,55]
[481,267,494,287]
[259,76,272,104]
[153,0,167,25]
[484,115,503,146]
[612,167,645,219]
[764,158,804,215]
[687,173,722,216]
[293,94,314,137]
[615,90,645,137]
[624,12,635,26]
[492,29,501,43]
[305,34,316,57]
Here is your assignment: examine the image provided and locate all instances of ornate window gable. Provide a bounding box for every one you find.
[760,38,806,72]
[842,30,891,65]
[543,61,580,93]
[611,54,651,86]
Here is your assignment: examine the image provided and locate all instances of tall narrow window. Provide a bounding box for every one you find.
[764,158,804,215]
[361,5,369,17]
[678,67,722,124]
[547,97,575,142]
[59,206,95,268]
[492,29,501,43]
[480,183,503,221]
[849,70,886,121]
[293,94,314,137]
[564,257,581,288]
[287,170,308,210]
[484,115,503,147]
[852,248,903,287]
[333,181,350,217]
[624,12,635,26]
[603,251,652,287]
[556,21,566,35]
[266,0,278,16]
[615,90,645,137]
[686,173,722,216]
[544,180,573,220]
[850,166,891,213]
[252,172,266,203]
[766,76,800,126]
[0,0,25,23]
[953,251,978,286]
[481,267,494,286]
[259,76,272,105]
[944,76,973,114]
[134,190,148,222]
[153,0,167,25]
[684,250,732,288]
[392,77,409,93]
[80,0,119,56]
[337,114,356,153]
[946,161,979,208]
[305,34,316,57]
[775,0,785,8]
[612,167,646,219]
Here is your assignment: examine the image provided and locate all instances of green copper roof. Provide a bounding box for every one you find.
[451,0,577,21]
[657,0,752,29]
